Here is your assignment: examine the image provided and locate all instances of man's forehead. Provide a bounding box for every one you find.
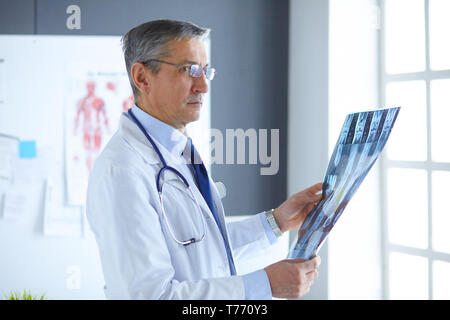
[167,38,208,65]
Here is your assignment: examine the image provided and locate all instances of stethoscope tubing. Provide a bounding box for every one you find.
[127,109,206,246]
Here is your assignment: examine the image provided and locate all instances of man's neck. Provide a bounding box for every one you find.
[135,101,187,136]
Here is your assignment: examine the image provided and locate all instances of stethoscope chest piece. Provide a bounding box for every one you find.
[214,181,226,199]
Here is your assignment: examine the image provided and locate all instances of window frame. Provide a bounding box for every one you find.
[379,0,450,300]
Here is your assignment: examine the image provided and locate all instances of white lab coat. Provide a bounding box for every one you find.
[86,112,275,299]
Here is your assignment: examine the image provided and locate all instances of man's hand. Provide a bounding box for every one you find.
[264,256,321,299]
[273,182,323,233]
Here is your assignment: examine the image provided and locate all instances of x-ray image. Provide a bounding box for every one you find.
[289,107,401,260]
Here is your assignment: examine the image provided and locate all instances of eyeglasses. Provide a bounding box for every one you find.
[142,59,216,80]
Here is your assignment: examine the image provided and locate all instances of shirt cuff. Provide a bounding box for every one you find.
[258,211,278,245]
[242,269,272,300]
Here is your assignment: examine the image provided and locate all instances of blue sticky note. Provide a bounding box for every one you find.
[18,140,37,158]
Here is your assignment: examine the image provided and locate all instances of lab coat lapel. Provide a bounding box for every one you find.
[209,177,231,241]
[164,156,213,222]
[120,112,230,246]
[177,162,220,229]
[160,155,236,273]
[163,148,229,240]
[119,113,160,165]
[148,134,216,226]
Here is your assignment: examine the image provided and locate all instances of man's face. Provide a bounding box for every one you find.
[145,38,209,130]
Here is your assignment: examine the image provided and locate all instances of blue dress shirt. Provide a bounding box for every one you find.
[130,104,276,299]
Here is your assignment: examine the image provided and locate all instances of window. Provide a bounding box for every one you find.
[381,0,450,299]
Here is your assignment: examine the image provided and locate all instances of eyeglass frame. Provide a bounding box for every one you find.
[141,59,216,80]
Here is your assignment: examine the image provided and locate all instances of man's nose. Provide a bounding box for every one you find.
[192,73,209,94]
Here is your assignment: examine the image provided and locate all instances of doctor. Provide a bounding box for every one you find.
[86,19,322,300]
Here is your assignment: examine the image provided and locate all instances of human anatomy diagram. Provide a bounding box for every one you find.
[73,80,110,172]
[122,94,134,112]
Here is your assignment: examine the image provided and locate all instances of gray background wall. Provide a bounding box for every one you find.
[0,0,288,215]
[288,0,329,300]
[0,0,330,299]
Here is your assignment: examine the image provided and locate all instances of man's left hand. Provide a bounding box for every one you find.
[273,182,323,233]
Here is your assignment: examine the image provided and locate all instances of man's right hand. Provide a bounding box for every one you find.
[264,256,321,299]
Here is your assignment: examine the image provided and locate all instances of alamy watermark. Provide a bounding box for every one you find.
[66,5,81,30]
[66,265,81,289]
[172,128,280,176]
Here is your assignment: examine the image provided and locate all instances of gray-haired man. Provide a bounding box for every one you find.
[87,19,321,300]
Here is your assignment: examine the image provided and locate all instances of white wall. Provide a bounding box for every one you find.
[0,35,213,300]
[0,34,213,300]
[328,0,382,299]
[0,35,125,299]
[288,0,330,299]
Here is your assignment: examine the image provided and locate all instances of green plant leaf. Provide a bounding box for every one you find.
[4,289,47,300]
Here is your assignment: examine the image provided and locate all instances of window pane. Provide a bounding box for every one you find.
[430,79,450,162]
[432,171,450,253]
[387,168,428,249]
[433,260,450,299]
[389,252,428,299]
[429,0,450,70]
[385,81,427,161]
[384,0,425,74]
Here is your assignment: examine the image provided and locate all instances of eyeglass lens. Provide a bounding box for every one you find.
[190,64,216,80]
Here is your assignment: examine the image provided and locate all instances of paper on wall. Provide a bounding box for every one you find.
[43,180,83,237]
[14,146,55,183]
[0,133,18,183]
[2,182,31,220]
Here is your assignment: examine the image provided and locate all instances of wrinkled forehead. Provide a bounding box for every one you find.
[166,38,209,66]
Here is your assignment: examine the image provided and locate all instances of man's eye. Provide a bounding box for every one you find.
[182,65,190,72]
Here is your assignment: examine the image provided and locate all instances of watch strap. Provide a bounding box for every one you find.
[265,209,283,237]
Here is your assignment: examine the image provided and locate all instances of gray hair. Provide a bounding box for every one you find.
[121,19,211,100]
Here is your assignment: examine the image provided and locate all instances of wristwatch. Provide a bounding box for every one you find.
[265,209,283,237]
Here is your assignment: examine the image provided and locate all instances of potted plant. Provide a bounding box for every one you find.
[4,289,47,300]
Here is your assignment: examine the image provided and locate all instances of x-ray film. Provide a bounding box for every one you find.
[289,107,401,260]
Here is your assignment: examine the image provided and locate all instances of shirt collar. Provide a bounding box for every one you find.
[131,104,187,158]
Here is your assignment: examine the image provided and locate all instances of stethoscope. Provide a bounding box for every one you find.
[127,109,206,246]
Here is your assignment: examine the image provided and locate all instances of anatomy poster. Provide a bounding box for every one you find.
[290,107,401,260]
[65,71,133,205]
[63,37,210,206]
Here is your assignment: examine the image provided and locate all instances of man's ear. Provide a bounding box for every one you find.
[131,62,151,96]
